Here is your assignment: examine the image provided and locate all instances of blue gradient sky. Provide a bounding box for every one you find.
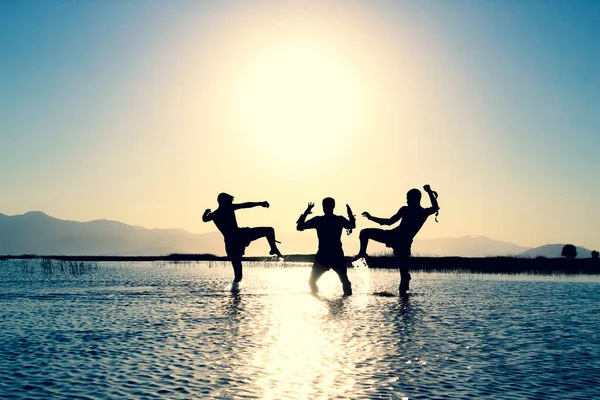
[1,1,598,250]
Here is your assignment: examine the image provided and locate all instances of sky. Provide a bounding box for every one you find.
[1,0,598,250]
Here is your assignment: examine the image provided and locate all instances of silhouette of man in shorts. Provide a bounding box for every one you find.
[297,198,355,295]
[354,185,439,295]
[203,193,283,291]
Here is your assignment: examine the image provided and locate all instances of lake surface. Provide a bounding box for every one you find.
[1,260,599,399]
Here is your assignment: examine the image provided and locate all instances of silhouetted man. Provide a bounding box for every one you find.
[297,198,355,296]
[354,185,439,295]
[203,193,283,292]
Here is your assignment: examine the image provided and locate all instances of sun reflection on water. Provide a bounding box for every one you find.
[204,265,416,399]
[251,294,359,399]
[221,268,388,399]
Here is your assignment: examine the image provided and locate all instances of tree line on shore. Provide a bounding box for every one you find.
[0,249,599,275]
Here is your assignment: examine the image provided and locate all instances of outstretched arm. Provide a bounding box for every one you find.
[362,207,405,226]
[297,203,317,231]
[202,209,213,222]
[343,204,356,230]
[233,201,269,210]
[424,185,440,215]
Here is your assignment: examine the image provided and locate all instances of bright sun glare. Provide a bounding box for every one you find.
[236,43,363,167]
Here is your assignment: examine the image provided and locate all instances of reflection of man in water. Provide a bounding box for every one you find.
[297,198,355,296]
[203,193,283,292]
[354,185,439,295]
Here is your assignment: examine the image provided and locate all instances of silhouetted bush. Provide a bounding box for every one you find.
[561,244,577,259]
[592,250,599,260]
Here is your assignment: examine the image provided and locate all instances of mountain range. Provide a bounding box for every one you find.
[518,244,593,259]
[0,211,595,257]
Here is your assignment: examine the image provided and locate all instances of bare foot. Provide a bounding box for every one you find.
[351,253,368,262]
[269,249,284,259]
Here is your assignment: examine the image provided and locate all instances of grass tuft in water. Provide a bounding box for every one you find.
[10,258,100,275]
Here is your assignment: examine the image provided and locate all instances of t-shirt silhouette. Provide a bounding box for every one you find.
[388,205,438,247]
[302,214,354,262]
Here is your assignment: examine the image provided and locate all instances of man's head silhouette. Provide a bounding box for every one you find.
[322,197,335,215]
[406,189,422,207]
[217,192,234,206]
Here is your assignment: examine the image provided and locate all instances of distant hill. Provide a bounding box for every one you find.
[411,235,531,257]
[0,211,223,256]
[518,244,594,259]
[0,211,562,257]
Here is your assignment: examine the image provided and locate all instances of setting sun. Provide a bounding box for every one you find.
[235,42,363,168]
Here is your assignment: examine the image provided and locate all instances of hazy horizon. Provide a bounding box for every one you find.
[2,210,596,259]
[1,1,598,250]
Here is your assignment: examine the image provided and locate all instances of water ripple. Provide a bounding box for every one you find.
[0,262,599,399]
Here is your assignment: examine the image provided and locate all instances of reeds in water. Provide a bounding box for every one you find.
[11,258,100,275]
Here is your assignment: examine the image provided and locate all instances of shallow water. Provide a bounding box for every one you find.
[1,261,600,399]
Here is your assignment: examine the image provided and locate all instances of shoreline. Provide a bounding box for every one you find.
[1,254,599,274]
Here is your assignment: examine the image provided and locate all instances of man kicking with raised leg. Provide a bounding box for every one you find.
[354,185,439,296]
[297,198,355,296]
[203,193,283,292]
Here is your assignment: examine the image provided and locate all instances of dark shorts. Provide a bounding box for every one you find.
[365,228,412,258]
[224,227,255,258]
[391,243,411,258]
[313,251,347,272]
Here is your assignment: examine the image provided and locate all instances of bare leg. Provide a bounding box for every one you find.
[354,228,389,259]
[309,265,327,293]
[245,227,283,257]
[231,258,243,283]
[399,269,411,296]
[333,268,352,296]
[395,254,411,296]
